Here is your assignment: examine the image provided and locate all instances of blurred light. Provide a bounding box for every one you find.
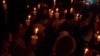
[64,9,67,14]
[84,48,89,54]
[2,0,6,4]
[35,27,39,34]
[56,8,59,12]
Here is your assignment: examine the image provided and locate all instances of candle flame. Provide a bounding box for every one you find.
[97,35,100,41]
[37,4,41,9]
[70,8,74,13]
[3,0,6,4]
[28,15,31,19]
[64,9,67,14]
[35,27,39,34]
[56,8,59,12]
[76,13,79,17]
[71,0,74,3]
[84,48,89,54]
[97,31,99,34]
[34,7,37,11]
[27,5,29,8]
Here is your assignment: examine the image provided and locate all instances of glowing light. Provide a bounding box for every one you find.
[37,4,41,9]
[28,15,31,19]
[34,7,37,11]
[97,31,99,34]
[2,0,6,4]
[97,35,100,41]
[71,0,74,3]
[70,8,74,13]
[35,27,39,34]
[56,8,59,12]
[84,48,89,54]
[64,9,67,14]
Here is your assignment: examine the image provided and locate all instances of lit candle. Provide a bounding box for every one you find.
[97,35,100,41]
[75,13,79,21]
[84,48,89,55]
[55,8,59,19]
[64,9,67,14]
[49,9,54,18]
[31,35,38,45]
[26,15,31,26]
[70,8,74,13]
[2,0,7,9]
[35,27,39,34]
[71,0,74,4]
[2,0,6,4]
[37,4,41,9]
[53,0,56,8]
[97,31,99,34]
[79,14,82,19]
[33,7,37,16]
[28,15,31,19]
[31,27,39,45]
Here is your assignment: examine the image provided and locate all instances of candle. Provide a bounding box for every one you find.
[26,15,31,26]
[84,48,89,55]
[37,4,41,9]
[71,0,74,4]
[26,19,31,26]
[55,8,59,19]
[97,35,100,41]
[79,14,82,19]
[97,31,99,34]
[31,27,39,45]
[31,35,38,45]
[70,8,74,13]
[75,13,79,21]
[49,9,54,18]
[33,7,37,16]
[53,0,56,7]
